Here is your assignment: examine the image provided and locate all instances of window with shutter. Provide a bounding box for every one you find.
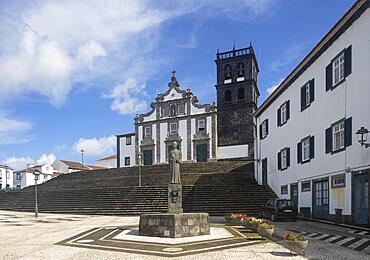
[332,121,345,151]
[297,142,302,163]
[325,127,332,153]
[277,152,281,170]
[310,79,315,103]
[309,136,315,159]
[261,119,268,139]
[302,138,310,162]
[344,45,352,77]
[344,117,352,147]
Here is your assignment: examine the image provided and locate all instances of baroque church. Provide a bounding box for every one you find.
[116,45,259,167]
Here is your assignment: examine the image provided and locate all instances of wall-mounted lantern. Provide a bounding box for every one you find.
[356,127,369,148]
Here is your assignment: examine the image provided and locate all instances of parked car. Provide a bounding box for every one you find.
[259,198,298,222]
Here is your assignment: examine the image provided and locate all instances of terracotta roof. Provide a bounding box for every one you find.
[59,160,86,169]
[255,0,369,117]
[96,155,117,161]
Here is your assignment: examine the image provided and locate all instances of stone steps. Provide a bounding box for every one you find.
[0,161,277,216]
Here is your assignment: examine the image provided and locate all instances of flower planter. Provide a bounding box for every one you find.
[284,240,308,255]
[251,223,259,231]
[257,227,274,238]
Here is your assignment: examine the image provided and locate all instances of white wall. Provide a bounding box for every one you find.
[119,135,135,167]
[96,159,117,168]
[255,9,370,216]
[218,144,249,159]
[0,167,13,189]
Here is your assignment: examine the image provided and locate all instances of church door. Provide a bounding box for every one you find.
[143,150,153,165]
[196,144,208,162]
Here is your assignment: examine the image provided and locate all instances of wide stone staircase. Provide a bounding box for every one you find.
[0,161,276,216]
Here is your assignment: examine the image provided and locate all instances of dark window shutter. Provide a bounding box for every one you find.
[310,79,315,103]
[297,142,302,163]
[344,45,352,77]
[259,124,262,139]
[310,136,315,159]
[277,152,281,170]
[266,119,269,135]
[286,148,290,167]
[325,127,332,153]
[345,117,352,147]
[300,86,306,111]
[326,63,332,91]
[286,101,290,120]
[277,108,281,127]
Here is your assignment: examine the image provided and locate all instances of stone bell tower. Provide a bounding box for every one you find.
[215,44,259,159]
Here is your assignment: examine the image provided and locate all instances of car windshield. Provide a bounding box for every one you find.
[277,200,294,208]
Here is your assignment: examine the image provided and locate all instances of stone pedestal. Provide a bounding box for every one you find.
[139,213,210,238]
[168,184,183,213]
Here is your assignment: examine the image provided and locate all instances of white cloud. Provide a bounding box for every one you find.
[0,113,33,145]
[266,78,285,96]
[36,153,56,165]
[0,0,275,111]
[2,156,34,171]
[269,43,307,72]
[1,153,56,170]
[73,136,116,157]
[104,78,148,115]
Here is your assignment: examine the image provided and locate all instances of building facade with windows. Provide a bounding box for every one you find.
[117,45,259,167]
[13,164,54,189]
[254,0,370,226]
[0,165,13,190]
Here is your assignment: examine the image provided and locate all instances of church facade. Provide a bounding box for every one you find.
[117,45,259,167]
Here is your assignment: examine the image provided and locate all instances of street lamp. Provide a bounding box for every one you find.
[356,127,370,148]
[138,152,142,187]
[33,171,40,218]
[81,149,85,170]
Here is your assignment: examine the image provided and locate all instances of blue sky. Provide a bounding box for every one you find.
[0,0,355,169]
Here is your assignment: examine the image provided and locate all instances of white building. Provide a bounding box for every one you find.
[117,72,218,167]
[52,159,107,174]
[96,155,117,168]
[255,0,370,226]
[13,164,54,189]
[0,165,13,190]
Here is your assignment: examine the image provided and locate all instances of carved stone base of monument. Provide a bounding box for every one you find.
[168,184,183,214]
[139,213,210,238]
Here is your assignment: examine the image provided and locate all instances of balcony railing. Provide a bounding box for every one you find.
[216,47,253,60]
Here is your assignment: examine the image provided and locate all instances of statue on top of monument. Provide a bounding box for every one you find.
[170,141,181,184]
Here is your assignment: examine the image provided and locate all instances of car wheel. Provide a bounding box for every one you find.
[271,213,276,222]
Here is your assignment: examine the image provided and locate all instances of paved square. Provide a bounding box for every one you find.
[57,225,265,257]
[0,210,309,259]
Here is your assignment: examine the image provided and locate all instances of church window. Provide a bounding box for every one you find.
[232,129,239,141]
[144,126,151,138]
[198,119,205,132]
[126,136,131,145]
[225,90,232,102]
[169,122,177,135]
[224,64,232,79]
[162,106,169,117]
[177,103,185,115]
[237,88,245,100]
[237,63,244,76]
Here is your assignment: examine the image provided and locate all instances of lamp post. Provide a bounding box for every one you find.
[138,152,142,187]
[356,127,370,148]
[33,171,40,218]
[81,149,85,170]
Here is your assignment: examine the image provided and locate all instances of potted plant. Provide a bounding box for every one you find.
[284,232,308,255]
[247,217,260,231]
[225,213,249,225]
[257,222,275,238]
